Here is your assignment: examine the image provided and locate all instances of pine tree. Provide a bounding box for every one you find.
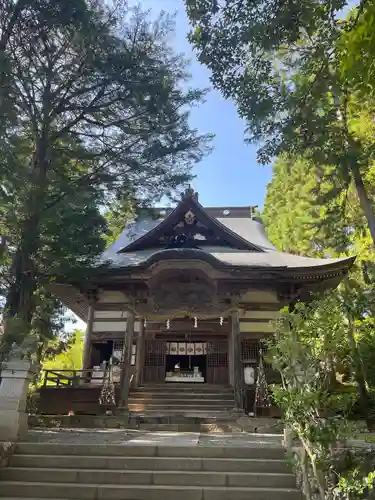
[0,0,211,355]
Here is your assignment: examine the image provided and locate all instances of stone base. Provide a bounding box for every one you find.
[0,410,28,441]
[233,416,284,434]
[229,408,246,420]
[28,413,283,435]
[115,407,129,419]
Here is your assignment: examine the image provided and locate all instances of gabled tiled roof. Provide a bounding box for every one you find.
[117,193,263,253]
[100,244,353,268]
[100,213,276,264]
[50,192,355,319]
[98,188,354,273]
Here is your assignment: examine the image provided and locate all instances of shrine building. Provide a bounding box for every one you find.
[42,188,354,417]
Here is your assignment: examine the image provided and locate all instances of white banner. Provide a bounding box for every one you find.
[187,343,195,355]
[169,342,178,355]
[194,343,203,355]
[178,342,186,355]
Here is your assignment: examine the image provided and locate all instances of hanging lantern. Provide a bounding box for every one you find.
[166,319,170,330]
[194,317,198,328]
[220,317,223,326]
[144,319,147,328]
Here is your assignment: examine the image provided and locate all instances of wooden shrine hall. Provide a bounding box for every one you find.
[41,187,355,417]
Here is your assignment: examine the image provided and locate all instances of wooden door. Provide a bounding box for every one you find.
[143,340,165,383]
[206,340,229,385]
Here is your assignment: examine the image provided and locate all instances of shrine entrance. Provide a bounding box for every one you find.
[142,338,229,385]
[165,341,206,383]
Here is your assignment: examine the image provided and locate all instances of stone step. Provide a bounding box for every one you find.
[9,455,289,473]
[128,404,234,411]
[128,413,233,422]
[0,482,301,500]
[0,468,296,488]
[132,388,234,393]
[131,424,234,433]
[129,410,234,418]
[134,385,233,393]
[14,443,285,460]
[128,398,234,405]
[129,394,235,401]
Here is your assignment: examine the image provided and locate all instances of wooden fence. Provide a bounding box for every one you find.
[43,369,106,387]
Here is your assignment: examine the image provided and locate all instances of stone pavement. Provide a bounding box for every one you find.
[27,428,283,447]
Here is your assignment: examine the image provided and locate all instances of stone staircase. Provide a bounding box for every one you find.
[0,436,301,500]
[128,384,235,416]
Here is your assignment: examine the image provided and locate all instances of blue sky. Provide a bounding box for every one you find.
[137,0,272,210]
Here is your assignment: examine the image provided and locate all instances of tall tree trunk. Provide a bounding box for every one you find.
[3,138,49,349]
[6,226,39,321]
[341,95,375,245]
[347,321,373,431]
[350,160,375,245]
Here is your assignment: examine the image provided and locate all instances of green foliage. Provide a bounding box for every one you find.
[339,0,375,98]
[269,300,375,499]
[104,197,135,246]
[262,151,375,425]
[185,0,375,243]
[0,0,212,353]
[185,0,348,159]
[262,156,324,256]
[43,329,84,374]
[331,450,375,499]
[262,154,375,258]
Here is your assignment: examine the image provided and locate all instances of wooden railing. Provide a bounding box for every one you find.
[42,367,137,388]
[43,369,106,387]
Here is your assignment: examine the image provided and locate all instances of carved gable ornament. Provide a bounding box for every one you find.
[134,269,228,317]
[184,210,195,225]
[118,186,263,253]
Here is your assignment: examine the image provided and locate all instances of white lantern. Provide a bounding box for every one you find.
[244,366,255,385]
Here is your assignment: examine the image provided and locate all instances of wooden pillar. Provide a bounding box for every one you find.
[230,310,242,411]
[82,300,94,370]
[228,327,234,386]
[119,311,135,409]
[135,318,145,386]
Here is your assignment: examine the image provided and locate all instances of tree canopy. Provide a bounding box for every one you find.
[185,0,375,244]
[43,329,84,374]
[0,0,211,355]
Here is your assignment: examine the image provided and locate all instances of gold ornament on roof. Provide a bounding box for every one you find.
[184,210,195,225]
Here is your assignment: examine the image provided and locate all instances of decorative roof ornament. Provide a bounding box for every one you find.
[184,210,195,225]
[181,185,199,202]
